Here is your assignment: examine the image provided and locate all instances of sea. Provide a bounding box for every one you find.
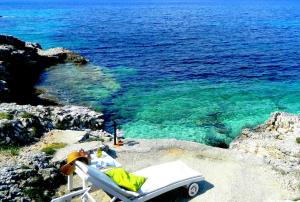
[1,0,300,146]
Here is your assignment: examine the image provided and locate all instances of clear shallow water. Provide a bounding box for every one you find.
[1,0,300,146]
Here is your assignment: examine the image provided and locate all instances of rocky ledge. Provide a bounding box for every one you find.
[0,103,108,201]
[0,103,103,145]
[0,35,87,103]
[0,129,110,202]
[0,108,300,201]
[230,112,300,192]
[0,152,64,202]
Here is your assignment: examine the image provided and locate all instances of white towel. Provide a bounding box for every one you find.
[89,153,121,169]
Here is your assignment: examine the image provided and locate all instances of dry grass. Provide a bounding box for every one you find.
[41,142,66,155]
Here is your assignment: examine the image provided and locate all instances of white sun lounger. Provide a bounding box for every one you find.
[51,160,204,202]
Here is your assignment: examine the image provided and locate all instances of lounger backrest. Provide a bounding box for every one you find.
[75,161,139,198]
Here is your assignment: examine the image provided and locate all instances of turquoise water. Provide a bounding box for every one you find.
[2,0,300,146]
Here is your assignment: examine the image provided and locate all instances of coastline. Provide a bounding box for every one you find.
[1,104,299,201]
[0,35,299,201]
[0,35,87,104]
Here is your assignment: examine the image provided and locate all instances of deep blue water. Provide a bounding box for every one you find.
[1,0,300,146]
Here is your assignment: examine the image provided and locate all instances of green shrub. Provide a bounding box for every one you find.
[296,137,300,144]
[41,143,66,155]
[55,122,65,130]
[31,127,38,135]
[0,112,13,120]
[41,147,56,155]
[20,112,35,119]
[291,185,300,201]
[0,145,20,156]
[23,187,51,202]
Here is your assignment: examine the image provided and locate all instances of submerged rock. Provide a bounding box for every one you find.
[230,112,300,192]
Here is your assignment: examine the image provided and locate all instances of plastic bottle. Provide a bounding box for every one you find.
[96,147,102,158]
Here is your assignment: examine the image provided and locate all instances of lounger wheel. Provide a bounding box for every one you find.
[188,183,199,197]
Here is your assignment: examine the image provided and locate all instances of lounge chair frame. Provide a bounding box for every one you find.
[52,160,204,202]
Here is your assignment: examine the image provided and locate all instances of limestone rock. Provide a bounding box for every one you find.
[0,152,64,202]
[0,103,103,145]
[25,42,42,50]
[230,112,300,192]
[38,47,87,65]
[0,35,26,49]
[0,80,9,101]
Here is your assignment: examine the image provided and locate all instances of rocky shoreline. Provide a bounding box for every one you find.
[230,112,300,193]
[0,35,103,201]
[0,35,299,201]
[0,103,107,201]
[0,105,299,201]
[0,35,87,104]
[0,153,64,202]
[0,103,103,145]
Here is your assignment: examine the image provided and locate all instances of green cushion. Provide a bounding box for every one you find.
[104,168,146,192]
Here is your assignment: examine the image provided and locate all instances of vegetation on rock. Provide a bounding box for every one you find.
[20,112,35,119]
[0,112,13,120]
[41,142,66,155]
[0,145,20,156]
[23,187,51,202]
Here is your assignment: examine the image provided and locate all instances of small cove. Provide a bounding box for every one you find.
[2,0,300,146]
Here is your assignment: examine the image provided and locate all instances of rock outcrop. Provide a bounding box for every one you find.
[0,152,64,202]
[0,79,9,100]
[0,103,103,145]
[0,128,111,202]
[230,112,300,192]
[38,47,87,65]
[0,35,87,103]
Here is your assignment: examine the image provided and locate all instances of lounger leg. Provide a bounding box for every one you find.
[110,197,118,202]
[83,178,87,189]
[81,188,96,202]
[51,188,89,202]
[82,179,88,202]
[67,173,73,191]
